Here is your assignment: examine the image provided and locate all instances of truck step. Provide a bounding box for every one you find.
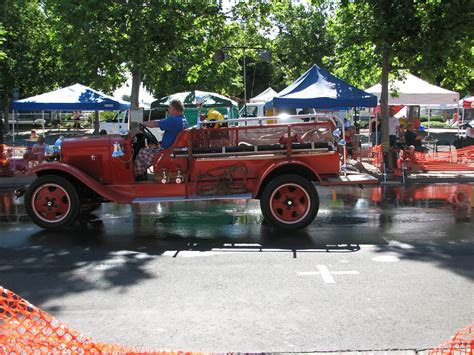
[132,193,253,203]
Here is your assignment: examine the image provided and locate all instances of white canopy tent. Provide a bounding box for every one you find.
[249,87,277,103]
[365,73,459,106]
[366,73,459,135]
[113,79,156,109]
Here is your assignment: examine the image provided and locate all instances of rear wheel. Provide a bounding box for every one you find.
[25,175,80,229]
[260,174,319,230]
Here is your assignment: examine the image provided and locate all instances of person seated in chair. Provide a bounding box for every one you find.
[404,123,427,152]
[24,135,46,164]
[134,99,188,178]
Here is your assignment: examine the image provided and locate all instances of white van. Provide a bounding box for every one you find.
[99,110,129,135]
[239,102,265,118]
[99,110,163,140]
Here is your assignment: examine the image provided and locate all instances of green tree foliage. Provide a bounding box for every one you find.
[271,1,334,89]
[144,2,232,98]
[0,0,59,141]
[1,0,59,98]
[44,0,225,108]
[146,1,276,100]
[330,0,473,95]
[0,24,6,60]
[156,1,334,101]
[330,0,473,156]
[409,1,474,93]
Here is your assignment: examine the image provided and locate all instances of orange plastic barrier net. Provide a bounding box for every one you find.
[0,287,203,354]
[0,287,134,352]
[411,146,474,172]
[429,324,474,354]
[370,145,474,173]
[370,144,384,169]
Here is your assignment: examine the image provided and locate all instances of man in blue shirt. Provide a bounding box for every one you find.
[134,99,188,177]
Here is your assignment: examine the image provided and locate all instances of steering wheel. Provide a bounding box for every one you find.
[138,124,159,145]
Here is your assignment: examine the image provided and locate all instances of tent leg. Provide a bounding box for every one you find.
[12,110,15,144]
[428,108,431,136]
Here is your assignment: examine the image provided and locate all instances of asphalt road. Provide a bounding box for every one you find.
[0,185,473,353]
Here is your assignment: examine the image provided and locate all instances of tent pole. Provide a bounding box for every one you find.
[428,108,431,136]
[458,103,462,137]
[42,110,45,134]
[375,112,379,146]
[12,110,15,144]
[243,49,247,113]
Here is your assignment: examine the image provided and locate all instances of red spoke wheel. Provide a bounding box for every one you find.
[260,174,319,230]
[25,175,80,229]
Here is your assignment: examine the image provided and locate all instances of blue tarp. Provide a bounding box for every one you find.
[12,83,131,111]
[266,65,377,109]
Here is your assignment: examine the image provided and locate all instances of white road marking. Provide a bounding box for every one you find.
[297,264,360,284]
[372,255,400,262]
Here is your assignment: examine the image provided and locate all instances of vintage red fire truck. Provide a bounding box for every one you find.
[20,116,378,230]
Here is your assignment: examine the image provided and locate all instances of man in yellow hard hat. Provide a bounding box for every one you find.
[204,108,227,128]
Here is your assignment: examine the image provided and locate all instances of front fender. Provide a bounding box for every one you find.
[254,160,321,198]
[27,162,133,203]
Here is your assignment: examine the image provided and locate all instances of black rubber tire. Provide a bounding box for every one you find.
[25,175,80,230]
[260,174,319,230]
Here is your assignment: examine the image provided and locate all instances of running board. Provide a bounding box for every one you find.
[321,173,379,186]
[132,193,253,203]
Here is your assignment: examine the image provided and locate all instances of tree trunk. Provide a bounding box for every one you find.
[130,68,141,109]
[380,47,394,169]
[129,0,142,110]
[0,113,4,146]
[1,95,10,145]
[93,110,99,135]
[2,85,10,140]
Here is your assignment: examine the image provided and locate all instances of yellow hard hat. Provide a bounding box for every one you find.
[205,109,224,128]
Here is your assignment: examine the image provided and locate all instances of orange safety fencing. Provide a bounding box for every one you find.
[368,144,384,169]
[429,324,474,354]
[0,287,203,354]
[1,286,473,354]
[411,146,474,172]
[369,145,474,174]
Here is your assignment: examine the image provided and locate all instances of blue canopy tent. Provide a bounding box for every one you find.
[11,84,130,141]
[264,65,377,173]
[266,65,377,110]
[12,83,131,111]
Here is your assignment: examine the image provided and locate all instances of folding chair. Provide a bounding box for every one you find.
[435,140,452,153]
